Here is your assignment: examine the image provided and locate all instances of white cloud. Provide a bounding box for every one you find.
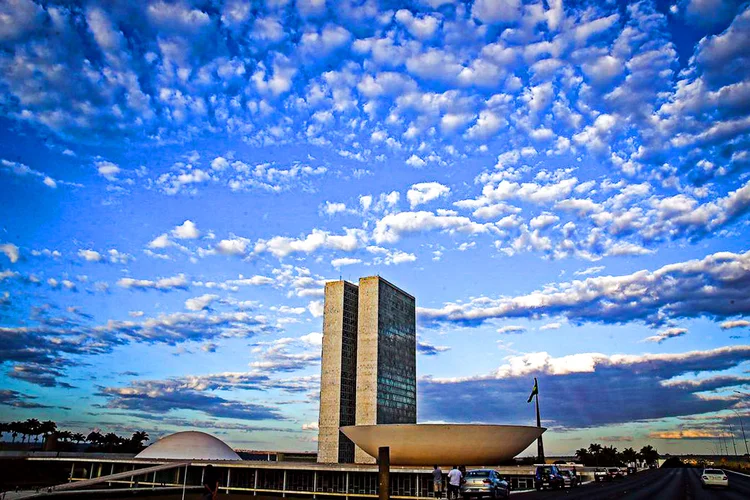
[255,228,365,258]
[302,421,319,431]
[406,154,426,168]
[185,294,220,311]
[211,156,230,171]
[78,249,103,262]
[497,325,526,334]
[323,201,347,215]
[96,161,121,181]
[386,250,417,265]
[300,332,323,346]
[407,182,451,208]
[308,300,324,318]
[117,274,188,291]
[331,257,361,268]
[574,266,605,276]
[374,211,494,244]
[539,322,562,331]
[643,328,688,344]
[720,320,749,330]
[148,234,171,249]
[419,249,750,329]
[172,220,200,239]
[216,237,250,256]
[472,0,521,24]
[0,243,20,263]
[359,195,373,211]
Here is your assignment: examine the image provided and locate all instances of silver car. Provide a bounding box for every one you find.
[460,469,510,499]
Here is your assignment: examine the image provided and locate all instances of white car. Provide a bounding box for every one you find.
[700,468,729,488]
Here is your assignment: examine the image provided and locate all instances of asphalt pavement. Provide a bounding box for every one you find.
[513,467,750,499]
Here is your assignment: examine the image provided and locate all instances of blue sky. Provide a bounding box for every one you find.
[1,0,750,456]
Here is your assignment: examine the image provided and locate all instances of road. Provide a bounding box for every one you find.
[514,468,750,499]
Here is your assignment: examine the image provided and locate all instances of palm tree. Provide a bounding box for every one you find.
[640,445,659,465]
[103,432,121,452]
[87,431,103,449]
[575,448,590,465]
[10,421,21,443]
[622,447,638,465]
[25,419,41,447]
[588,443,603,466]
[17,420,32,443]
[131,431,149,448]
[57,430,73,442]
[39,420,57,447]
[72,433,85,445]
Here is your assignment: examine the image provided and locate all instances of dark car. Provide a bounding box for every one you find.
[460,469,510,499]
[607,467,623,479]
[534,465,565,491]
[594,468,611,482]
[559,470,579,488]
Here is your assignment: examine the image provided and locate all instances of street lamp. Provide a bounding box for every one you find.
[732,409,750,458]
[728,421,739,456]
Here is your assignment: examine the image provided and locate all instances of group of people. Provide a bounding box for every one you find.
[432,465,467,500]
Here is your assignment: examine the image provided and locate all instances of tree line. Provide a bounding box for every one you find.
[0,419,149,453]
[575,443,659,467]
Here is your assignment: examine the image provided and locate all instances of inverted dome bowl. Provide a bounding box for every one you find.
[341,424,544,466]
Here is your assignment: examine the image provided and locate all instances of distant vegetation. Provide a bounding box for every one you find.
[0,419,149,453]
[575,443,659,466]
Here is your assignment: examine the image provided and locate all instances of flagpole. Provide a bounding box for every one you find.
[535,377,545,463]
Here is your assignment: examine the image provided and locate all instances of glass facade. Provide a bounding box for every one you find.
[338,281,359,463]
[376,279,417,424]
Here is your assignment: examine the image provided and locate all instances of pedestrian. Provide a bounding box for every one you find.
[432,465,443,498]
[203,464,219,500]
[447,465,462,500]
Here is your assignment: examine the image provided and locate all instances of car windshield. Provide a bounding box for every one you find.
[704,470,723,475]
[466,471,490,478]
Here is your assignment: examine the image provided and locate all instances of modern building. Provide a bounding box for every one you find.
[318,276,417,464]
[318,280,360,463]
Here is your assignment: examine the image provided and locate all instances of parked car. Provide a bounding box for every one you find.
[607,467,623,479]
[534,465,565,490]
[460,469,510,499]
[594,468,611,482]
[559,470,579,488]
[700,469,729,489]
[626,466,637,475]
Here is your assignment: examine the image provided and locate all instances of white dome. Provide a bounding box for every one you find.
[136,431,241,461]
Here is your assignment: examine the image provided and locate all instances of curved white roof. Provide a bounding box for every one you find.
[341,424,544,466]
[135,431,241,461]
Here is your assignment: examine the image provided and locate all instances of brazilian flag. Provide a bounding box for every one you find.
[527,378,538,403]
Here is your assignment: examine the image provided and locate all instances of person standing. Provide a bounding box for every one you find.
[203,464,219,500]
[432,465,443,498]
[447,465,462,500]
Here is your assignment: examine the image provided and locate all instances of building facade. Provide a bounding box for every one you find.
[318,276,416,464]
[354,277,416,463]
[318,280,359,463]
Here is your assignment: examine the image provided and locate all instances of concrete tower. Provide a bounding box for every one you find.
[354,276,416,463]
[318,276,416,464]
[317,280,359,463]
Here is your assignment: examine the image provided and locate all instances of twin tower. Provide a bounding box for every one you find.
[317,276,417,463]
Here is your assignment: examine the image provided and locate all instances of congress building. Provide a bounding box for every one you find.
[317,276,416,464]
